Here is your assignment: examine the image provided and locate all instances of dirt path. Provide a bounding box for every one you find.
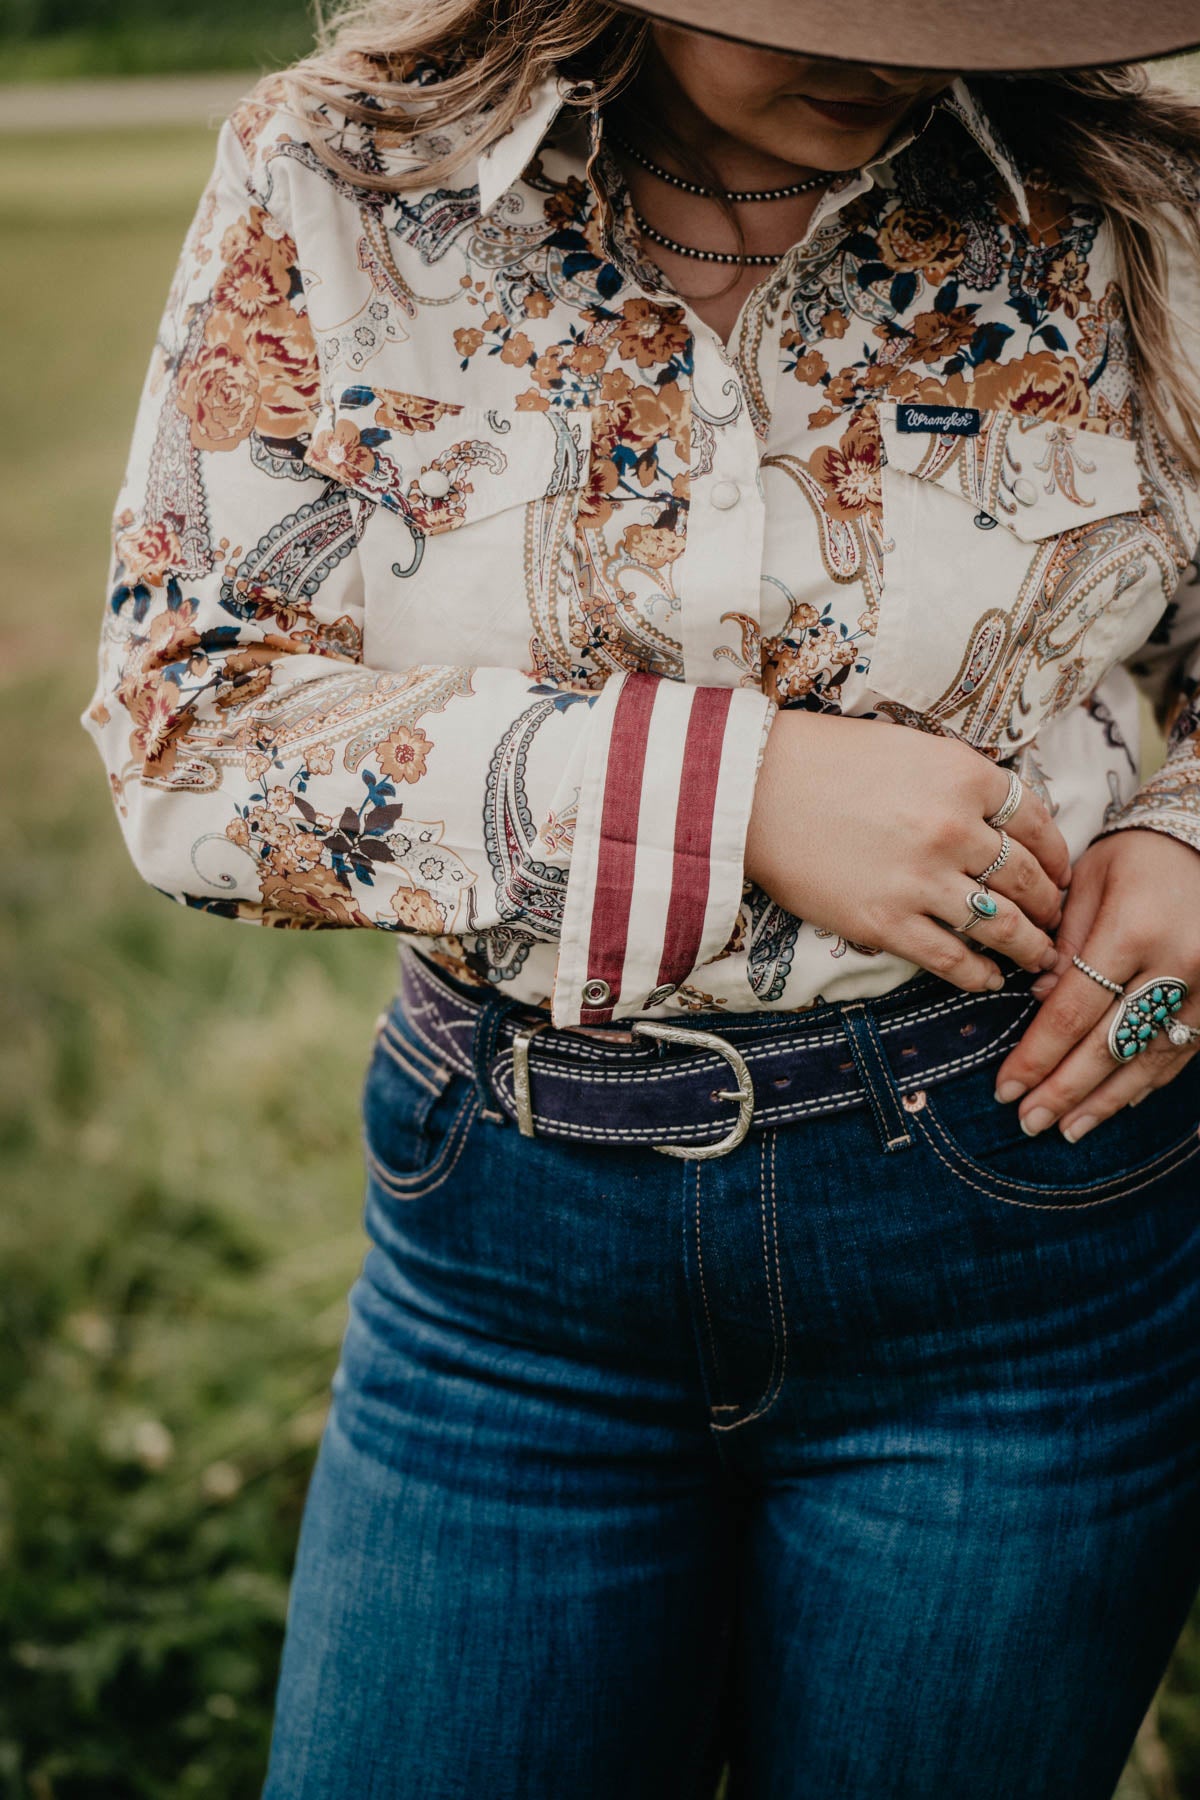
[0,71,262,133]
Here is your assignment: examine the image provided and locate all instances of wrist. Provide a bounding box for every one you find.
[745,707,825,890]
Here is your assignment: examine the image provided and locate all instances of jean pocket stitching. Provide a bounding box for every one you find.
[362,1083,480,1200]
[379,1013,453,1088]
[377,1021,452,1097]
[915,1098,1200,1209]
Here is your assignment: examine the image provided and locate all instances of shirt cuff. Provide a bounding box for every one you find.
[1096,783,1200,856]
[1095,703,1200,855]
[551,671,777,1027]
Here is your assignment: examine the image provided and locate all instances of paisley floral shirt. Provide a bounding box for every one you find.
[80,60,1200,1027]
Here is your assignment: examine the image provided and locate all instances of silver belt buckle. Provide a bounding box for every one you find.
[632,1022,755,1160]
[510,1018,755,1160]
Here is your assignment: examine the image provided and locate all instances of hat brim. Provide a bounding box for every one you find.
[608,0,1200,72]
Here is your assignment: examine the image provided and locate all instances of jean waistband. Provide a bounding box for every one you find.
[391,949,1041,1160]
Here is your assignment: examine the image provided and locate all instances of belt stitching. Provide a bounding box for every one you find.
[480,1011,1035,1138]
[400,962,1033,1066]
[472,1000,1035,1090]
[399,964,1037,1102]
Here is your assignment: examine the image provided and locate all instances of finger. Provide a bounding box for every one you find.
[992,917,1133,1104]
[1017,977,1199,1140]
[991,781,1072,889]
[1027,851,1107,1001]
[898,919,1006,994]
[1058,1034,1200,1143]
[967,830,1063,931]
[995,962,1128,1105]
[938,884,1058,977]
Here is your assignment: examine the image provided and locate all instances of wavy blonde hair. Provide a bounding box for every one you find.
[276,0,1200,477]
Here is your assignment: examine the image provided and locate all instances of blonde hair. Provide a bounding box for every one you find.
[276,1,1200,476]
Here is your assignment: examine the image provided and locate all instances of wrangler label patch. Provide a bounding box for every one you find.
[895,404,981,436]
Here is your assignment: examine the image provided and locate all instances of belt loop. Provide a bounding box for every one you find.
[471,992,520,1125]
[838,1002,914,1154]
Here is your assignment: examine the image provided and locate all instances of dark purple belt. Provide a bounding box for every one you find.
[394,948,1041,1160]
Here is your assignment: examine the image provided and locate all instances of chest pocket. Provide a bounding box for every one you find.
[869,398,1177,751]
[303,381,592,681]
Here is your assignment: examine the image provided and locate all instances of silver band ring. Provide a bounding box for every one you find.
[973,830,1011,884]
[1071,954,1125,997]
[1107,976,1191,1063]
[986,770,1024,830]
[957,887,999,933]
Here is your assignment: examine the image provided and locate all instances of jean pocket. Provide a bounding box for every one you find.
[908,1055,1200,1210]
[360,1007,479,1201]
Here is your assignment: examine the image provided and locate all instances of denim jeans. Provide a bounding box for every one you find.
[262,971,1200,1799]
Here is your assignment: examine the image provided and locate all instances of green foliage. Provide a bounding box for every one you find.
[1,0,307,26]
[0,0,320,78]
[0,25,318,81]
[0,122,397,1796]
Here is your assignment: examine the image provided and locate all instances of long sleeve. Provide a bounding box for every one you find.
[78,95,776,1026]
[1104,545,1200,852]
[1099,206,1200,856]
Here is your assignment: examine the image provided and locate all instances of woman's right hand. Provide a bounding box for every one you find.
[744,710,1072,994]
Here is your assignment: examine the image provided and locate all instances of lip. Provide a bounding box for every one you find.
[797,93,905,126]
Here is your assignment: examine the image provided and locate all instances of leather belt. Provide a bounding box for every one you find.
[393,948,1041,1161]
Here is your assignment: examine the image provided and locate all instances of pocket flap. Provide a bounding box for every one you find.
[302,382,591,533]
[879,399,1146,542]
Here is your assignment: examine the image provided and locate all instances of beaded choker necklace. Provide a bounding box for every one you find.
[607,127,833,203]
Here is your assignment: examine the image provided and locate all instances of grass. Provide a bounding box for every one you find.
[0,23,318,83]
[0,120,397,1796]
[2,114,1200,1799]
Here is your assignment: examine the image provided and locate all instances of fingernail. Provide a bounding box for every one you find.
[1032,973,1058,999]
[1061,1115,1096,1143]
[1020,1106,1055,1136]
[1039,946,1058,971]
[986,972,1005,991]
[995,1080,1026,1103]
[1129,1092,1148,1108]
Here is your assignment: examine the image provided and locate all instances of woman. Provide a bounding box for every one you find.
[80,0,1200,1791]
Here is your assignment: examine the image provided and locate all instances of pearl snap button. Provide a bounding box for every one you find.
[710,479,740,510]
[417,468,452,499]
[1011,476,1037,507]
[582,978,612,1006]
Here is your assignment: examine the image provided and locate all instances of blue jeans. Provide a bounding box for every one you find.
[262,973,1200,1799]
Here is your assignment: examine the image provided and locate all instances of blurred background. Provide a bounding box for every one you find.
[1,4,1199,1794]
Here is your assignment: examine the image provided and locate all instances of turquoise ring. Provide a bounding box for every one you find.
[958,887,999,933]
[1107,977,1190,1063]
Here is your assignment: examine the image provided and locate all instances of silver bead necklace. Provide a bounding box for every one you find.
[607,125,836,266]
[630,208,794,266]
[607,127,832,202]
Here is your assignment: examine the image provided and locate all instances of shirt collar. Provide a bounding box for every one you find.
[476,73,575,215]
[475,70,1032,229]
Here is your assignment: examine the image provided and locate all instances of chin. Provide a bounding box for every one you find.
[776,94,913,156]
[756,124,878,171]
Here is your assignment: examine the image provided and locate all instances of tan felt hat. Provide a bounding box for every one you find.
[608,0,1200,72]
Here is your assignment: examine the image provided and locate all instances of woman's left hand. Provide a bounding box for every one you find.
[992,828,1200,1142]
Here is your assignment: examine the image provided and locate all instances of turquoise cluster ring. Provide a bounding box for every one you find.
[1107,977,1190,1062]
[958,887,999,933]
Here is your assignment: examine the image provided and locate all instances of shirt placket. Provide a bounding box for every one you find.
[680,332,770,685]
[578,95,949,694]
